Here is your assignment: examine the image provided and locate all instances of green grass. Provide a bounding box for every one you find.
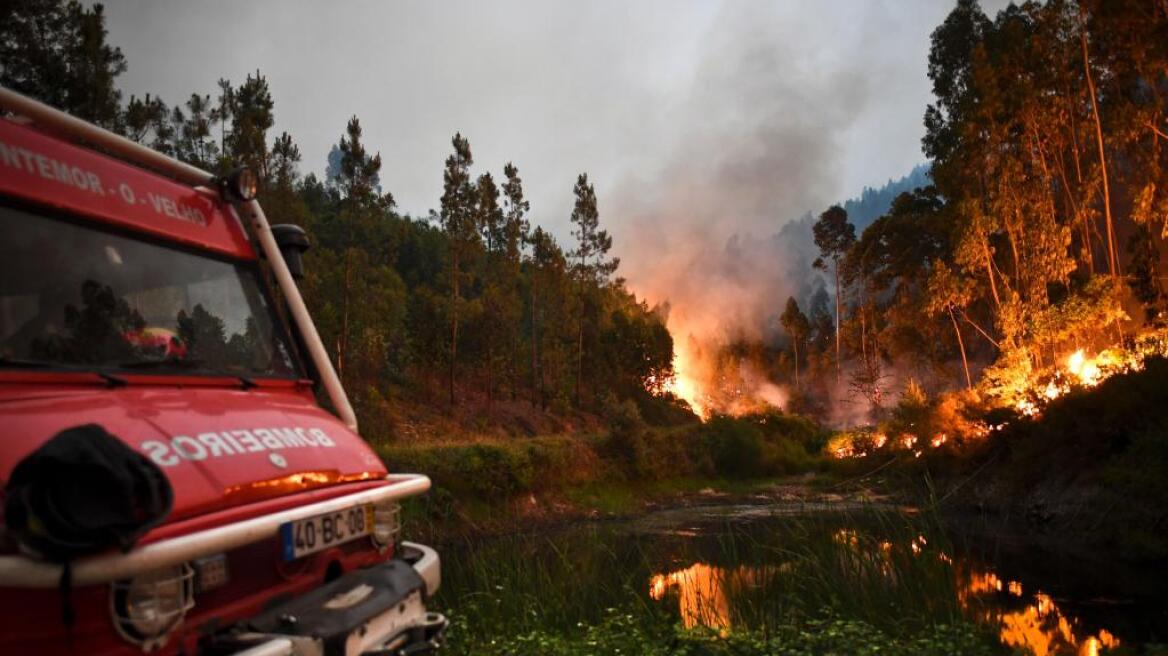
[434,506,1008,655]
[452,611,1004,656]
[378,413,829,536]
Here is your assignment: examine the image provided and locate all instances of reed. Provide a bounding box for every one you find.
[433,506,1006,654]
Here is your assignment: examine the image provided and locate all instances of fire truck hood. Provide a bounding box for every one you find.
[0,386,387,522]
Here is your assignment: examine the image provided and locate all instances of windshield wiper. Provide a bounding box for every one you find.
[0,356,127,388]
[115,359,258,390]
[116,357,204,370]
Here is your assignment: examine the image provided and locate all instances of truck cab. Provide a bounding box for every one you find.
[0,87,444,655]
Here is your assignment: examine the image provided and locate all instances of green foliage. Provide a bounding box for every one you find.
[379,436,597,501]
[449,613,1003,656]
[1,0,126,129]
[812,205,857,269]
[703,415,818,479]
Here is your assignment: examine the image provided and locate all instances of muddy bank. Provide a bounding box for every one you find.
[403,474,897,545]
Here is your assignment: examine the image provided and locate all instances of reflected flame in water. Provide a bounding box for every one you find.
[960,569,1120,656]
[649,541,1121,655]
[649,563,732,629]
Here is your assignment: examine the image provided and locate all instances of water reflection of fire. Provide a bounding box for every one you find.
[649,542,1121,655]
[649,563,731,629]
[959,569,1119,656]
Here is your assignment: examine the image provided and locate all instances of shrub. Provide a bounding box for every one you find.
[704,416,767,478]
[378,436,597,501]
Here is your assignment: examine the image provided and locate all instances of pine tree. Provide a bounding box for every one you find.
[502,163,531,401]
[1,0,126,129]
[476,171,504,410]
[439,134,478,405]
[228,71,274,185]
[569,173,619,406]
[329,116,388,381]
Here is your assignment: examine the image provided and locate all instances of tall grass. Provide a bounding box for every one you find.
[434,506,1005,654]
[377,413,830,526]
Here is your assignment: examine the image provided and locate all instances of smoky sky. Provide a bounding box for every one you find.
[102,1,1008,236]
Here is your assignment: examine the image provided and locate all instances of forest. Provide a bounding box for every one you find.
[763,0,1168,435]
[0,0,680,442]
[4,0,1168,447]
[5,1,1168,653]
[5,0,1168,448]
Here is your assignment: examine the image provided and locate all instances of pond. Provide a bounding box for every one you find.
[433,503,1167,655]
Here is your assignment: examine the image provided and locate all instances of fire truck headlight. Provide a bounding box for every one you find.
[371,501,401,548]
[111,564,195,648]
[223,166,258,201]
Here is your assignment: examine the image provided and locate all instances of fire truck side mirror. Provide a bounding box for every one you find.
[270,224,310,280]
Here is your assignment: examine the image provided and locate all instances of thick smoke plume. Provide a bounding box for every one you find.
[611,6,876,417]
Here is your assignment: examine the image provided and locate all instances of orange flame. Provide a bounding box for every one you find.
[1015,348,1129,417]
[664,347,709,419]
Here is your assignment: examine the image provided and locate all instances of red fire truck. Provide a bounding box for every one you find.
[0,87,446,654]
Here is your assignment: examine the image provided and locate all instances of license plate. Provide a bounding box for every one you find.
[280,504,375,561]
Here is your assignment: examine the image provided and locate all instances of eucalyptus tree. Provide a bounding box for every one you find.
[780,297,810,389]
[812,205,856,383]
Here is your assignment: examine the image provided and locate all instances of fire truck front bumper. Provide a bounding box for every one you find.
[212,542,446,656]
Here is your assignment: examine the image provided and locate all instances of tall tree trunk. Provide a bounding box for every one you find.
[949,308,972,390]
[1081,26,1120,278]
[1055,149,1094,272]
[575,255,586,408]
[793,337,800,390]
[339,248,352,379]
[961,309,1000,350]
[530,283,539,406]
[575,317,583,407]
[486,342,494,414]
[833,265,842,385]
[449,251,459,406]
[860,304,868,366]
[982,238,1002,309]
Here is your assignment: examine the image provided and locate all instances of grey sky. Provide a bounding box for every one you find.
[103,0,1006,249]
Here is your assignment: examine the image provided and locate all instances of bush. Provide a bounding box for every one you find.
[378,436,598,501]
[701,415,818,478]
[704,416,767,478]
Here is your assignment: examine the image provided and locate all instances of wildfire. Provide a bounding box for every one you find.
[832,343,1151,460]
[649,321,789,420]
[1015,348,1128,417]
[664,348,709,419]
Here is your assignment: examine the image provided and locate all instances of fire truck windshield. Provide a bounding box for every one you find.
[0,203,300,379]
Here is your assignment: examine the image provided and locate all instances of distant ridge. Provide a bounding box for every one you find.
[840,162,932,232]
[775,162,933,313]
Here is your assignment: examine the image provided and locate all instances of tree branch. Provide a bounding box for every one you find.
[960,309,1000,349]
